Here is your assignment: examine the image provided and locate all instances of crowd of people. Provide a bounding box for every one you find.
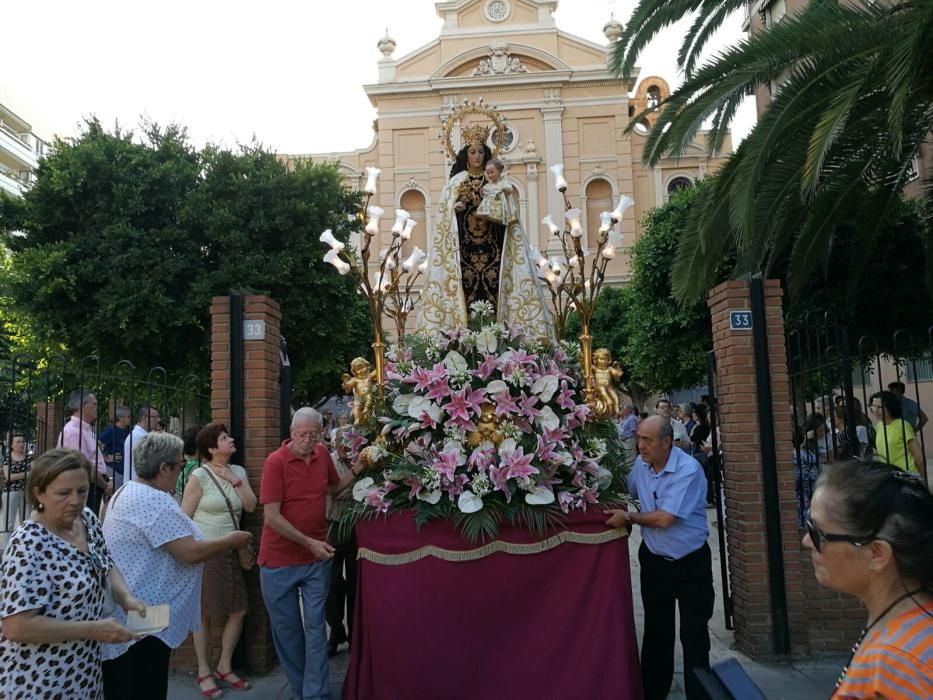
[0,385,930,699]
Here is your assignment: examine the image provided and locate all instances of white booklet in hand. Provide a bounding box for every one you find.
[126,605,170,635]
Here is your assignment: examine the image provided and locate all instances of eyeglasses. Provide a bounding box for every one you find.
[293,431,323,441]
[805,515,874,553]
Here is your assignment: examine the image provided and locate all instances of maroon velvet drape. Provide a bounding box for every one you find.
[343,510,643,699]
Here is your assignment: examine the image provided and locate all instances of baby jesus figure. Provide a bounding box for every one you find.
[475,158,518,225]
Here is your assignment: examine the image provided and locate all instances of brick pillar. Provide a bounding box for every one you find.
[709,279,863,656]
[708,279,807,656]
[171,295,281,673]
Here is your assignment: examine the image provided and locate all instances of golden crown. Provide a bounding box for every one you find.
[461,123,490,147]
[440,98,508,159]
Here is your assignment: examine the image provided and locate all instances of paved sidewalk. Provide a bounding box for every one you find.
[167,511,846,699]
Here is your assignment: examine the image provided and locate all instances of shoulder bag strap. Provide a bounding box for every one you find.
[199,466,240,530]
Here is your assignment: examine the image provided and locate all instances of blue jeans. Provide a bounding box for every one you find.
[260,561,333,700]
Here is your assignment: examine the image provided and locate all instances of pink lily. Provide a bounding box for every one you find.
[425,377,452,402]
[501,446,539,482]
[474,354,499,380]
[488,465,513,502]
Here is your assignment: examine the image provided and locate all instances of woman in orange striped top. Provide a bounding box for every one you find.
[804,460,933,700]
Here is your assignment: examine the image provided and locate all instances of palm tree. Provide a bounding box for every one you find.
[611,0,933,302]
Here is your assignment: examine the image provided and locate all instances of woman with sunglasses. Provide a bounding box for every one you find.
[0,448,144,699]
[805,460,933,699]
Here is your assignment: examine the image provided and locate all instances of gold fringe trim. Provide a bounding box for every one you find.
[357,528,628,566]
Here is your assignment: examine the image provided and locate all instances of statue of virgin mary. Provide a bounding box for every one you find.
[417,117,554,342]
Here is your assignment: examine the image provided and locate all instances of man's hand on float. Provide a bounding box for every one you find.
[307,538,335,560]
[604,509,631,529]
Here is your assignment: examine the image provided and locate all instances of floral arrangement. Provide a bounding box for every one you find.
[336,302,631,542]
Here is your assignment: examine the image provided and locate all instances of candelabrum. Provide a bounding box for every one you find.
[320,167,426,385]
[533,163,633,406]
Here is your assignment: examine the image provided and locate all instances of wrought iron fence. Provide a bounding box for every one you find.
[0,354,209,547]
[787,316,932,527]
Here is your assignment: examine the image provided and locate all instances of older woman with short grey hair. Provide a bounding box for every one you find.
[102,432,251,700]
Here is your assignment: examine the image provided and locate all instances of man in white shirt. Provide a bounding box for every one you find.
[657,398,690,448]
[123,405,161,482]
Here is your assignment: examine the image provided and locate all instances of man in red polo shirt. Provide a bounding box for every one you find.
[258,407,363,700]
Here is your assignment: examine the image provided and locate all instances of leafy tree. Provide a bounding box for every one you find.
[611,1,933,302]
[0,120,370,401]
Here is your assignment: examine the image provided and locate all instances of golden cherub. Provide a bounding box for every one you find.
[342,357,377,425]
[467,402,504,448]
[591,348,623,419]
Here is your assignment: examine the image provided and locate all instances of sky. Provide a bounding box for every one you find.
[0,0,755,155]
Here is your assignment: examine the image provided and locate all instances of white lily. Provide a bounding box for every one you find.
[565,208,584,238]
[365,205,384,236]
[319,229,345,252]
[610,195,634,222]
[402,246,427,273]
[549,163,568,192]
[401,218,417,241]
[323,249,351,275]
[391,209,410,235]
[363,166,381,195]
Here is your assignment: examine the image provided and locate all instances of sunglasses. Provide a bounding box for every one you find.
[805,515,874,553]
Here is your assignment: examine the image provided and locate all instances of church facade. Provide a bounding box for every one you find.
[286,0,731,285]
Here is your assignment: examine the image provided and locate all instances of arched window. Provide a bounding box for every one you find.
[667,176,693,197]
[584,178,613,252]
[399,189,427,257]
[646,85,662,109]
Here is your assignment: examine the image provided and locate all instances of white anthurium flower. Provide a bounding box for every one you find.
[401,218,417,241]
[549,163,568,191]
[498,438,517,457]
[319,229,345,252]
[597,467,613,489]
[424,402,443,424]
[525,486,556,505]
[352,477,375,502]
[534,405,560,431]
[531,375,559,403]
[392,393,414,415]
[363,166,381,195]
[458,490,485,514]
[391,209,410,235]
[610,195,634,222]
[486,379,509,395]
[443,441,467,465]
[542,214,560,236]
[598,211,614,235]
[402,246,427,273]
[443,350,468,373]
[476,329,498,354]
[323,249,351,275]
[417,489,442,505]
[408,396,432,420]
[565,208,584,238]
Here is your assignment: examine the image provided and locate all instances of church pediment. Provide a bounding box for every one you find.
[433,42,569,79]
[435,0,558,31]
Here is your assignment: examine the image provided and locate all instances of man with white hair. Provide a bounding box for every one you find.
[258,407,364,700]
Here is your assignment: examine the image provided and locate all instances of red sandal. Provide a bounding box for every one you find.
[214,670,252,690]
[196,674,223,698]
